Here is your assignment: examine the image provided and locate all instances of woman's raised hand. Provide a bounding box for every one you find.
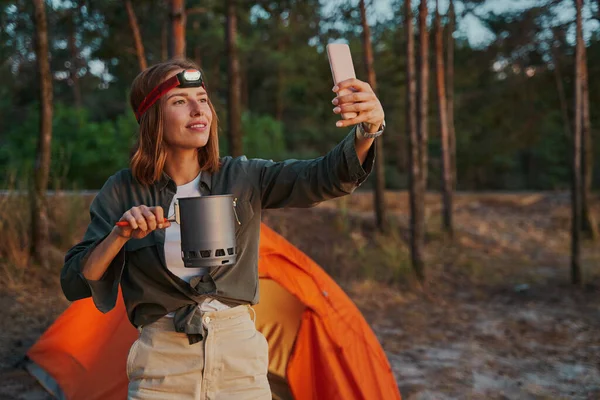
[114,205,171,240]
[331,78,385,133]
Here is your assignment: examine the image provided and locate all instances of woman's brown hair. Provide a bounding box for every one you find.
[129,59,220,185]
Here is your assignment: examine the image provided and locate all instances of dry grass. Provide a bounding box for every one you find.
[1,189,597,293]
[0,191,93,289]
[0,193,31,286]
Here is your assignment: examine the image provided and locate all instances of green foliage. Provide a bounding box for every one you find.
[0,103,137,189]
[241,112,286,160]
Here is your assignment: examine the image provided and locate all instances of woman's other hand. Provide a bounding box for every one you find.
[331,78,385,133]
[113,205,171,240]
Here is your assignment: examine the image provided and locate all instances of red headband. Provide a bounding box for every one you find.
[135,69,206,123]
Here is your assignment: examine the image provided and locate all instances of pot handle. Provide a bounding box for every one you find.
[232,198,241,225]
[174,201,181,225]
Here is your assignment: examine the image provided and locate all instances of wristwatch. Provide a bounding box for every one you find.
[356,120,385,139]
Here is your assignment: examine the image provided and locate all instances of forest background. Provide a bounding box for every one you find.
[2,0,598,193]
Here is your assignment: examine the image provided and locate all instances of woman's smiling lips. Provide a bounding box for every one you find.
[186,121,208,132]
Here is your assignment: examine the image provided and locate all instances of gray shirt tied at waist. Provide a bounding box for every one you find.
[60,128,375,342]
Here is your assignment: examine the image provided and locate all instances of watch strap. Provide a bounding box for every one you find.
[357,121,385,139]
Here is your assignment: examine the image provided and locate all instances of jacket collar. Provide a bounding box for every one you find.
[200,169,212,193]
[158,169,212,192]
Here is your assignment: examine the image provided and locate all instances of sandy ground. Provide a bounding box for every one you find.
[265,192,600,399]
[1,191,599,399]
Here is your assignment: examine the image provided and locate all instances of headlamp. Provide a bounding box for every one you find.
[135,69,205,123]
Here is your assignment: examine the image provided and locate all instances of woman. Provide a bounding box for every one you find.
[60,58,385,399]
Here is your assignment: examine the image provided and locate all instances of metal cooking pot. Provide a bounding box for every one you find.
[177,194,239,268]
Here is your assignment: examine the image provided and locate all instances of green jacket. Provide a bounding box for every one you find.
[61,128,375,340]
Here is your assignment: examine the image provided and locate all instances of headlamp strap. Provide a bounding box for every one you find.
[135,69,205,123]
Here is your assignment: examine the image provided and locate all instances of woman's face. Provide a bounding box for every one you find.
[161,70,213,152]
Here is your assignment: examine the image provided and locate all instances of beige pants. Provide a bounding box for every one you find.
[127,305,271,400]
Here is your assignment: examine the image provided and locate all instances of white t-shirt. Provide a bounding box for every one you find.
[165,171,229,314]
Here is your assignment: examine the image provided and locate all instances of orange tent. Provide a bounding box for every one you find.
[26,223,401,400]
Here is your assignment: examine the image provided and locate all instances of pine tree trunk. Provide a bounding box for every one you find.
[171,0,186,59]
[580,43,597,239]
[31,0,53,268]
[572,0,583,285]
[226,0,243,157]
[447,0,456,191]
[406,0,425,283]
[417,0,429,189]
[435,0,453,236]
[125,0,147,71]
[360,0,387,232]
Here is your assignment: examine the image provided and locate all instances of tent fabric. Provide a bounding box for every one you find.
[26,223,401,400]
[253,279,305,380]
[257,224,401,400]
[27,288,136,399]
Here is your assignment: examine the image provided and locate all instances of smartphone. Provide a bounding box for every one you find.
[326,43,358,120]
